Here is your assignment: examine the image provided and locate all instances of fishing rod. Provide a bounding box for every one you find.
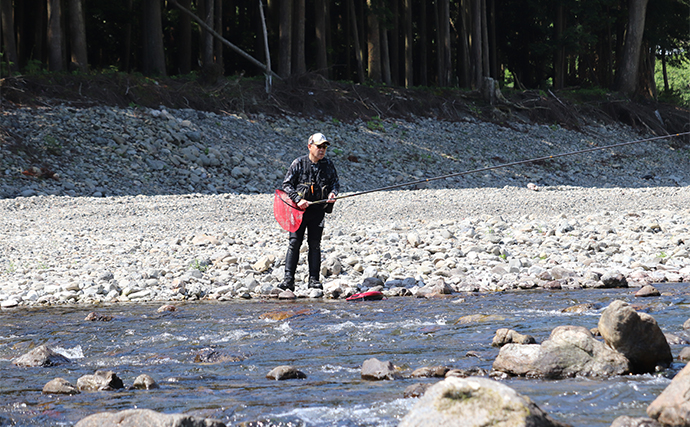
[310,131,690,204]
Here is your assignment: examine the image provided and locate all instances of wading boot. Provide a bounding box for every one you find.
[308,277,322,289]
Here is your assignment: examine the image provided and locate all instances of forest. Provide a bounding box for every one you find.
[0,0,688,100]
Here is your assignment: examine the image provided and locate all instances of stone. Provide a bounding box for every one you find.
[43,378,80,395]
[77,370,125,391]
[491,328,536,347]
[266,365,307,380]
[74,408,226,427]
[410,366,450,378]
[361,358,402,380]
[635,285,660,297]
[598,300,672,374]
[131,374,159,390]
[647,362,690,426]
[399,376,569,427]
[13,345,71,367]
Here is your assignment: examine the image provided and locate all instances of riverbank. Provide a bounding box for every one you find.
[1,102,690,307]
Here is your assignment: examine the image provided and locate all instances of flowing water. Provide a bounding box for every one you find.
[1,284,688,427]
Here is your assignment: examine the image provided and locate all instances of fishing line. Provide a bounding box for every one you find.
[310,131,690,204]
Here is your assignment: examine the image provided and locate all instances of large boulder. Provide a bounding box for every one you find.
[492,325,630,378]
[13,345,71,367]
[598,300,672,374]
[74,408,225,427]
[399,376,570,427]
[647,362,690,425]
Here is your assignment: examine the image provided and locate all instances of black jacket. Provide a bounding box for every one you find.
[283,155,340,207]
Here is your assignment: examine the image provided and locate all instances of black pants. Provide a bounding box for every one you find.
[284,207,325,282]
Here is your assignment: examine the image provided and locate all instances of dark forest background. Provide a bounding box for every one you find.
[1,0,688,100]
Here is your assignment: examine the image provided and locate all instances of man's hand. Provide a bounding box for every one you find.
[297,199,310,210]
[327,192,337,203]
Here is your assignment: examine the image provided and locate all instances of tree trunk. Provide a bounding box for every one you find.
[348,0,364,83]
[366,0,381,82]
[553,1,565,89]
[403,0,412,87]
[381,27,391,85]
[389,0,399,85]
[437,0,451,86]
[214,0,223,67]
[457,0,471,88]
[123,0,133,72]
[67,0,87,72]
[47,0,64,71]
[419,0,427,86]
[279,0,292,77]
[661,51,668,91]
[293,0,305,74]
[0,0,19,71]
[481,0,489,81]
[617,0,649,95]
[471,0,483,89]
[177,0,192,74]
[141,0,167,76]
[200,0,214,67]
[314,0,327,77]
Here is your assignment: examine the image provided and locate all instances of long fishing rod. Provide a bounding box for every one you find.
[311,131,690,204]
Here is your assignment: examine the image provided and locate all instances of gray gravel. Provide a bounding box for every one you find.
[1,105,689,307]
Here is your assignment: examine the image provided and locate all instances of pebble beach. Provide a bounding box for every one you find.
[1,104,689,307]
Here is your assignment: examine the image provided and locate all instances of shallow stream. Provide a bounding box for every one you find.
[1,284,688,426]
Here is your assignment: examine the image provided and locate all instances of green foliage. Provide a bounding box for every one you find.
[332,147,343,156]
[43,135,63,156]
[24,60,44,75]
[366,116,385,132]
[190,259,208,272]
[656,57,690,107]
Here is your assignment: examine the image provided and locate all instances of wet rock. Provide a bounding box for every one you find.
[679,347,690,361]
[361,357,402,380]
[278,289,296,300]
[77,370,125,391]
[683,318,690,330]
[403,383,430,398]
[399,376,569,427]
[598,300,672,374]
[266,365,307,380]
[13,345,71,367]
[131,374,159,390]
[42,378,80,395]
[492,325,630,378]
[410,366,449,378]
[610,416,662,427]
[647,362,690,426]
[157,304,177,313]
[445,367,490,378]
[600,271,628,288]
[84,311,113,321]
[193,348,244,364]
[74,408,226,427]
[635,285,660,297]
[561,303,597,313]
[491,328,536,347]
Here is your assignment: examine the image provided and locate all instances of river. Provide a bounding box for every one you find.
[1,284,687,426]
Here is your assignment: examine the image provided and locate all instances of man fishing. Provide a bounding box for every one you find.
[279,133,339,291]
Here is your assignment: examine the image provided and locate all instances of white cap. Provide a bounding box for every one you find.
[308,133,329,146]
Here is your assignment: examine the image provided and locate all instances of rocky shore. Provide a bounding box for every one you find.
[1,104,689,307]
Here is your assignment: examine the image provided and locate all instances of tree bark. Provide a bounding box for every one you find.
[403,0,412,87]
[293,0,305,74]
[348,0,364,83]
[617,0,649,95]
[457,0,471,88]
[471,0,483,89]
[419,0,427,86]
[0,0,19,71]
[123,0,133,72]
[200,0,214,67]
[47,0,64,71]
[141,0,167,76]
[437,0,451,86]
[214,0,223,67]
[553,1,565,89]
[67,0,88,72]
[381,27,391,85]
[279,0,292,77]
[366,0,381,82]
[177,0,192,74]
[314,0,327,77]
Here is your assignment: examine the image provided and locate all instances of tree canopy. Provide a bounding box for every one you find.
[1,0,688,98]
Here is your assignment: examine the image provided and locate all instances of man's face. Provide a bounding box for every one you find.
[308,143,328,161]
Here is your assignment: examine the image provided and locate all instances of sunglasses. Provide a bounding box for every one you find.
[314,144,328,149]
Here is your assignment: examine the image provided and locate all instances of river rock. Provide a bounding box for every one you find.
[403,383,431,398]
[131,374,159,390]
[634,285,660,297]
[399,376,570,427]
[266,365,307,380]
[77,370,125,391]
[42,378,80,395]
[647,362,690,426]
[410,366,450,378]
[679,347,690,361]
[13,345,71,367]
[492,325,630,378]
[361,358,402,380]
[491,328,537,347]
[610,416,662,427]
[598,300,672,374]
[74,408,226,427]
